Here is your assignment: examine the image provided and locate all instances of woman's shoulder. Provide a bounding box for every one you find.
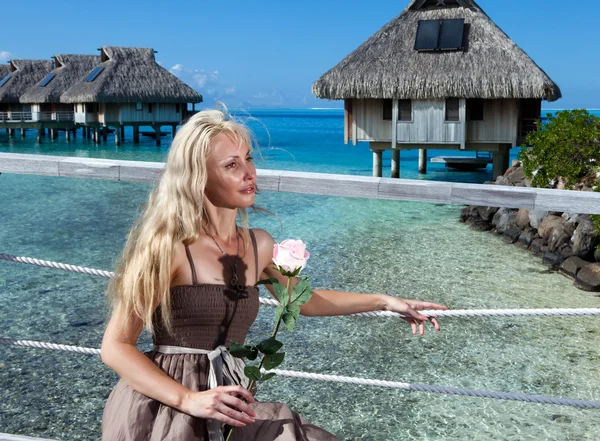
[249,228,275,248]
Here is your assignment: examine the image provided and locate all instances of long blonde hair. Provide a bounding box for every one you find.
[108,109,255,333]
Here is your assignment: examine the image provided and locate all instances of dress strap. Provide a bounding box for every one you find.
[183,243,199,286]
[249,229,259,283]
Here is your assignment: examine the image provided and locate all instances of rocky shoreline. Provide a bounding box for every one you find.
[460,162,600,292]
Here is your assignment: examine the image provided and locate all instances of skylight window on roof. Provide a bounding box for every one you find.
[85,66,104,82]
[414,20,441,51]
[438,19,465,50]
[0,74,11,88]
[40,73,56,87]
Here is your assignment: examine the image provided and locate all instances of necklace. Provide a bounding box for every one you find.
[203,227,244,292]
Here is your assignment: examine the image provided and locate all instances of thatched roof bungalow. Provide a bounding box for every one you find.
[312,0,561,178]
[61,46,202,128]
[20,54,100,122]
[0,60,53,114]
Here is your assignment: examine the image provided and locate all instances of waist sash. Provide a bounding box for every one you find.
[154,345,249,441]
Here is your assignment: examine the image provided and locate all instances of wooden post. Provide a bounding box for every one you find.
[121,125,125,139]
[50,128,55,139]
[492,148,507,179]
[172,124,177,137]
[21,128,26,138]
[115,126,121,146]
[372,149,383,178]
[37,129,43,143]
[8,128,14,137]
[72,128,77,139]
[133,125,140,144]
[418,149,428,174]
[391,98,399,178]
[154,125,161,146]
[65,129,70,142]
[93,128,99,144]
[391,150,400,179]
[102,126,108,141]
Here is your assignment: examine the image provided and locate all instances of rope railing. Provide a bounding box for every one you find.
[2,252,600,319]
[1,337,599,410]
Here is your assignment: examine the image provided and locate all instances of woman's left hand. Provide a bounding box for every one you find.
[382,296,449,336]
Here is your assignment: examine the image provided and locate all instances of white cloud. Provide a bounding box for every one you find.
[224,86,237,96]
[0,51,12,63]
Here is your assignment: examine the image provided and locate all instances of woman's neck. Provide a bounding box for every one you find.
[203,206,239,242]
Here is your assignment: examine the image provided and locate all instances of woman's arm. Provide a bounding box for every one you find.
[100,242,256,427]
[253,228,448,335]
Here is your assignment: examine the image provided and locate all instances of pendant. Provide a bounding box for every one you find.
[231,276,244,292]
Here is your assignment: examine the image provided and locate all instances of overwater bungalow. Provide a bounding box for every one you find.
[0,60,53,135]
[19,54,100,141]
[312,0,561,178]
[60,46,203,145]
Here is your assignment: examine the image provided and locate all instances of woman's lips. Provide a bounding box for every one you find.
[241,186,255,194]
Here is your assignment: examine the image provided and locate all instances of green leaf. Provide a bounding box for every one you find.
[290,279,312,306]
[244,365,261,382]
[275,305,285,323]
[246,347,259,361]
[229,342,257,359]
[254,277,279,287]
[283,312,296,331]
[287,303,301,320]
[260,372,276,382]
[273,282,289,307]
[257,337,284,355]
[263,352,285,370]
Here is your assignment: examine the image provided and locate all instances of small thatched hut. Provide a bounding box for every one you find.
[312,0,561,178]
[20,54,100,123]
[61,46,202,144]
[0,60,53,115]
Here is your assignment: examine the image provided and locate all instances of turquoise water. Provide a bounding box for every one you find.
[1,110,600,440]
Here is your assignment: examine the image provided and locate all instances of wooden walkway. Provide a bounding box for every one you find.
[1,152,599,214]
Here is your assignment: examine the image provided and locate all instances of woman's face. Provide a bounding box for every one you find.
[205,132,256,209]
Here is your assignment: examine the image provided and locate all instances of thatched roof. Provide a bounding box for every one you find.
[0,64,10,79]
[20,54,100,104]
[61,46,203,103]
[0,60,53,103]
[313,0,561,101]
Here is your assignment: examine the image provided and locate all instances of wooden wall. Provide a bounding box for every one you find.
[466,99,518,144]
[396,99,465,145]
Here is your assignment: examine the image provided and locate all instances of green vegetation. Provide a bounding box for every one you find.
[519,109,600,189]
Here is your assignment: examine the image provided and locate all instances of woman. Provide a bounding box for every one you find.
[101,109,448,441]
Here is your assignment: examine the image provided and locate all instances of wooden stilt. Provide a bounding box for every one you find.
[94,128,99,144]
[8,128,14,137]
[65,129,70,142]
[120,126,125,139]
[391,149,400,179]
[172,124,177,137]
[154,125,161,146]
[102,126,108,141]
[418,149,428,174]
[37,129,43,143]
[133,126,140,144]
[372,149,383,178]
[21,128,26,138]
[115,126,121,146]
[492,145,511,179]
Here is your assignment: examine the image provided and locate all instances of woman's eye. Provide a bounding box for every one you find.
[226,162,236,168]
[247,156,254,162]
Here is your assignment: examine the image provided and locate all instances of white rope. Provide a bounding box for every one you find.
[3,252,600,319]
[2,337,599,409]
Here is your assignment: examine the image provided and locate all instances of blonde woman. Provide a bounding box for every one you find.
[100,109,448,441]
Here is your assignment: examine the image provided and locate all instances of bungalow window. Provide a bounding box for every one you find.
[445,98,460,121]
[467,99,484,121]
[136,102,143,111]
[85,103,99,113]
[383,99,412,121]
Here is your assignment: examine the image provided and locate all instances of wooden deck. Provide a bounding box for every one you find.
[0,152,599,214]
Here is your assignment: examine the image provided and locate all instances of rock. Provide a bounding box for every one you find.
[560,256,591,279]
[575,263,600,292]
[530,238,545,256]
[543,252,563,268]
[507,167,526,185]
[495,176,514,186]
[559,244,574,260]
[459,207,471,223]
[515,209,531,229]
[502,227,522,244]
[518,227,538,249]
[492,207,509,227]
[529,210,548,229]
[470,218,493,232]
[477,206,499,222]
[537,215,565,240]
[572,217,599,260]
[596,249,600,263]
[556,177,568,190]
[548,225,570,253]
[496,211,518,235]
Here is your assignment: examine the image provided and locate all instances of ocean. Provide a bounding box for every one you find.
[1,109,600,440]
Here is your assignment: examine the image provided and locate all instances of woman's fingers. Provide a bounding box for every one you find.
[220,394,256,419]
[212,404,250,427]
[220,385,255,403]
[430,317,441,331]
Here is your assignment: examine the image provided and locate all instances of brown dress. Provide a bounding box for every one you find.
[102,231,339,441]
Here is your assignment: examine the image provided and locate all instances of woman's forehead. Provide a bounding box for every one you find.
[210,132,250,158]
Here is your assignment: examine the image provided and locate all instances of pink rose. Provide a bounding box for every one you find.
[273,239,310,274]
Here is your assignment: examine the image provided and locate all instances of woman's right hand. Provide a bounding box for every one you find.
[182,385,256,427]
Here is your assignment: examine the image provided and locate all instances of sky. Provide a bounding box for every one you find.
[1,0,599,110]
